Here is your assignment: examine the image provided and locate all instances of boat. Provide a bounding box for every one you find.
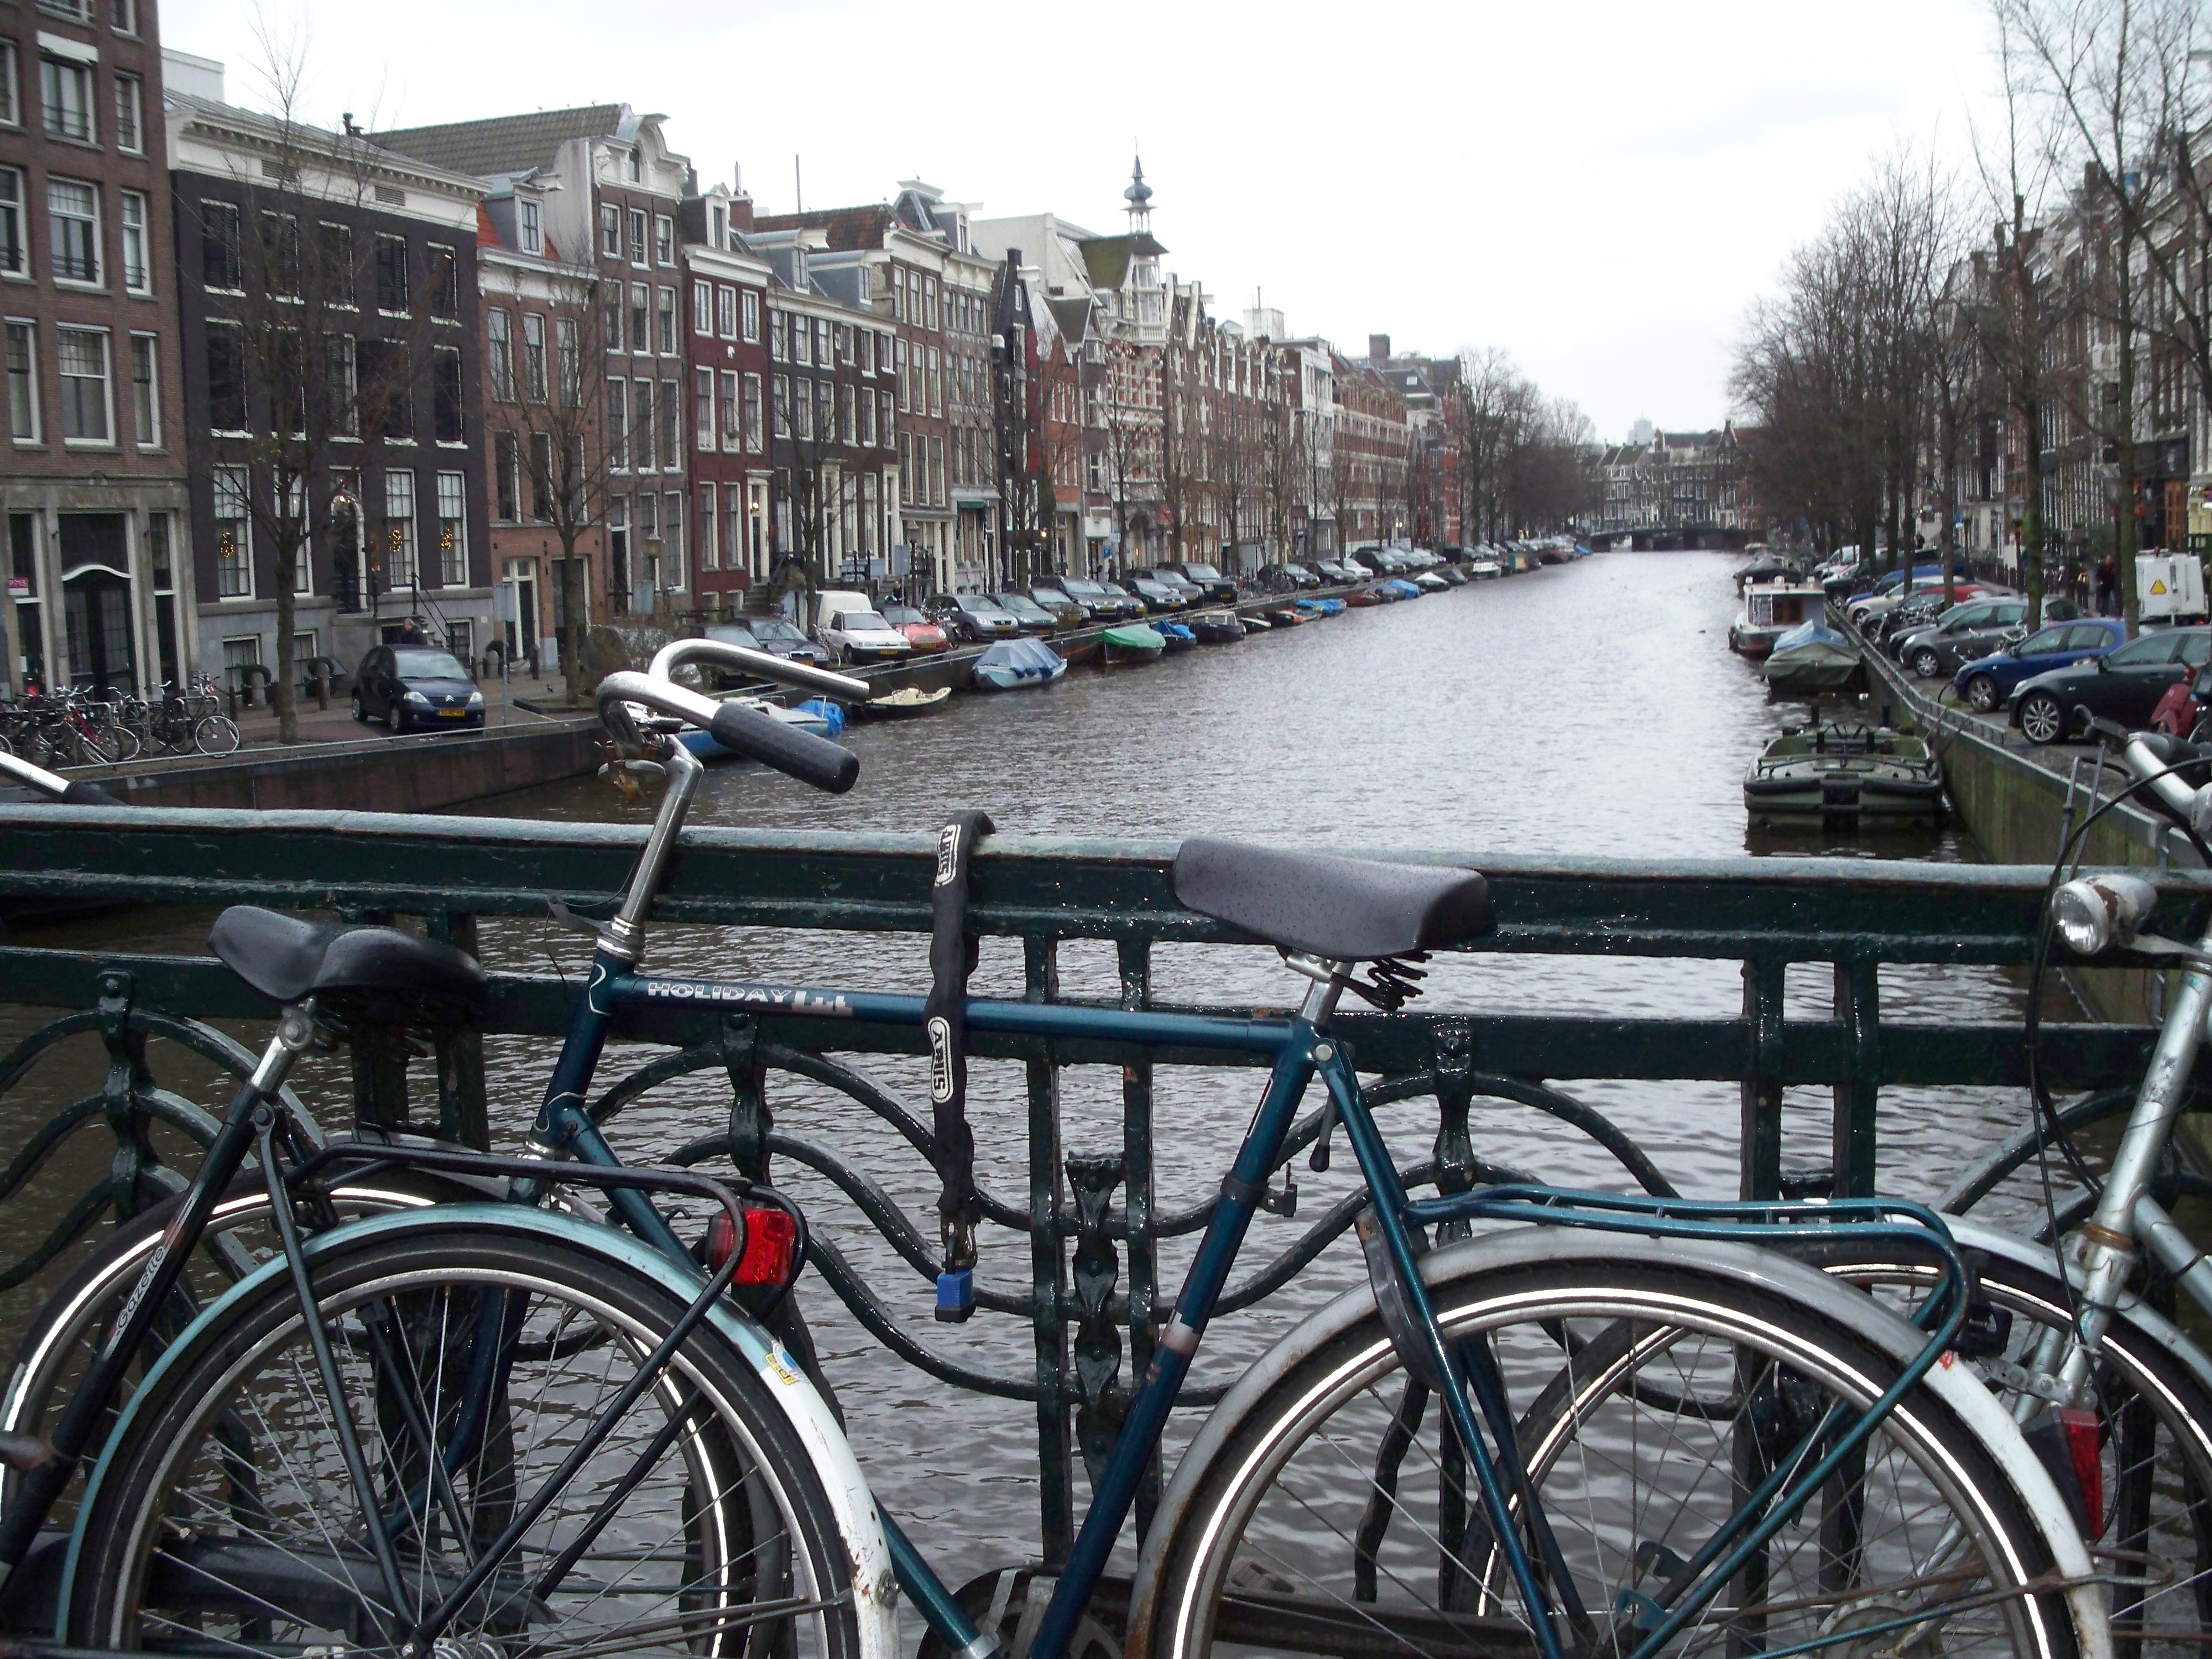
[1262,605,1308,626]
[1188,612,1245,644]
[1240,613,1272,633]
[1729,580,1828,659]
[1384,578,1423,600]
[1466,557,1502,580]
[1734,554,1802,591]
[1345,588,1384,608]
[1437,566,1469,586]
[1744,722,1945,828]
[971,636,1067,690]
[850,685,952,721]
[1413,571,1451,592]
[1295,598,1345,617]
[1155,620,1197,651]
[1761,622,1864,696]
[679,696,836,761]
[1099,623,1166,665]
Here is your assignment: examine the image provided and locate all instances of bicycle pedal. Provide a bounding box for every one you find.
[936,1267,975,1322]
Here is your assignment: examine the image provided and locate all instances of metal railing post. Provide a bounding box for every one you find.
[1024,933,1074,1563]
[1118,935,1163,1539]
[1740,956,1787,1201]
[1832,958,1881,1198]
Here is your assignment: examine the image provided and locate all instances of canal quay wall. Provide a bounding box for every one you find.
[1858,638,2192,1029]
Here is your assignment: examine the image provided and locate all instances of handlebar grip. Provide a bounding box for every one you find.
[707,702,859,794]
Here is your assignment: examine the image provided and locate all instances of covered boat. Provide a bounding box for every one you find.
[851,685,952,721]
[1295,597,1345,617]
[1761,622,1864,696]
[680,697,836,761]
[1099,623,1166,665]
[1744,723,1945,828]
[1155,620,1197,650]
[1384,578,1424,600]
[1188,611,1245,644]
[971,636,1067,690]
[1729,580,1827,659]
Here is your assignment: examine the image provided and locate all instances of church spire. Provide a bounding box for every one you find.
[1124,152,1152,236]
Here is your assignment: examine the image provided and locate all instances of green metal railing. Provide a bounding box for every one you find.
[0,801,2200,1556]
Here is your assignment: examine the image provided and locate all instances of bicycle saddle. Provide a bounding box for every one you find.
[1171,838,1493,961]
[208,905,488,1029]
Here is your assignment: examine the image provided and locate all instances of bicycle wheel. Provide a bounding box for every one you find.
[194,713,241,755]
[104,721,142,761]
[1819,1235,2212,1659]
[71,725,119,766]
[1134,1233,2079,1659]
[66,1214,864,1659]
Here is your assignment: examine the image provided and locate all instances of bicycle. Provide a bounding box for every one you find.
[0,657,2107,1659]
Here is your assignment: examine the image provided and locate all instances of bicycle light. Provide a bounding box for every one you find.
[704,1204,799,1288]
[2051,873,2159,956]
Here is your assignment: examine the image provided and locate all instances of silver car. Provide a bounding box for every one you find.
[1893,598,2028,677]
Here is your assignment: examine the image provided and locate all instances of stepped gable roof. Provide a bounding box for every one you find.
[372,105,628,176]
[1077,232,1165,291]
[753,204,895,252]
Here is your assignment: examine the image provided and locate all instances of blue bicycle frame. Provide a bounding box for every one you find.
[521,943,1971,1659]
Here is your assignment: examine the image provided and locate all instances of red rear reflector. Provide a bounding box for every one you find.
[2056,1405,2103,1529]
[705,1206,798,1288]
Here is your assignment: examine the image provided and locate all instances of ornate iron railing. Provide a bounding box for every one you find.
[0,801,2200,1556]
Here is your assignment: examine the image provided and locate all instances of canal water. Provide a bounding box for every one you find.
[0,550,2067,1599]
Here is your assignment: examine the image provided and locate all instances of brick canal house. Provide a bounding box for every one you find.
[677,175,772,618]
[164,53,491,695]
[374,104,694,641]
[2,0,189,697]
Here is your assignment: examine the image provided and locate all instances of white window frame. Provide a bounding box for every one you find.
[55,324,111,445]
[521,310,546,400]
[110,0,138,35]
[742,372,763,452]
[656,285,675,354]
[661,490,684,589]
[599,202,620,258]
[655,215,674,266]
[719,368,739,451]
[128,329,156,447]
[113,70,141,153]
[213,466,253,599]
[0,168,24,278]
[695,366,714,452]
[486,307,513,401]
[46,176,99,288]
[742,290,760,342]
[6,318,38,443]
[0,43,19,130]
[436,471,466,585]
[692,279,711,336]
[40,56,93,146]
[288,478,312,594]
[384,469,418,587]
[698,481,718,571]
[518,197,542,255]
[118,189,148,293]
[716,284,735,340]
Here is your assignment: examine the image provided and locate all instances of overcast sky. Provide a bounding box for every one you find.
[165,0,2005,440]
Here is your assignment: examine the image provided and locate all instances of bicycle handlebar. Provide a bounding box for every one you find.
[646,639,869,702]
[596,671,858,794]
[0,748,123,805]
[2118,730,2208,820]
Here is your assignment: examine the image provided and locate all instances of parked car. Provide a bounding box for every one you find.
[1133,567,1206,603]
[1276,562,1324,588]
[1876,586,1986,652]
[1122,577,1188,613]
[350,644,484,734]
[2008,626,2212,744]
[1164,561,1238,603]
[1027,586,1091,627]
[699,622,768,686]
[990,592,1062,635]
[1316,559,1363,584]
[926,593,1023,643]
[1892,599,2028,677]
[880,604,950,654]
[1952,617,2127,713]
[817,606,914,665]
[746,617,834,667]
[1045,576,1141,621]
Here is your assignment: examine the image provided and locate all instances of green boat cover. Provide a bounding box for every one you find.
[1100,624,1165,651]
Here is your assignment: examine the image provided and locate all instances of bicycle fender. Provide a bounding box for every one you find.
[57,1203,899,1659]
[1124,1228,2107,1659]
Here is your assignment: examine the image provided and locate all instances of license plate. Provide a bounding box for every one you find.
[439,708,467,718]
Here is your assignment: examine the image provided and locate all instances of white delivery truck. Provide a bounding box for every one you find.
[2136,552,2208,623]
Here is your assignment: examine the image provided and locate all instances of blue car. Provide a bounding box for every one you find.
[1953,617,2127,713]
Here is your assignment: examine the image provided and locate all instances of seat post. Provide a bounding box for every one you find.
[1295,959,1351,1027]
[248,999,323,1098]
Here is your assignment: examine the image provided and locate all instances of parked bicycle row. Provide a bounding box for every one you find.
[0,674,239,767]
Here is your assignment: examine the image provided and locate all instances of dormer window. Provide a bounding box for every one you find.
[519,198,542,255]
[625,148,642,183]
[709,204,727,247]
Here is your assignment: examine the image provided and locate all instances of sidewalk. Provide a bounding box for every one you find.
[224,672,582,750]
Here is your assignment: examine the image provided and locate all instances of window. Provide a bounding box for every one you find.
[927,346,942,416]
[0,169,23,275]
[698,482,717,570]
[113,72,140,152]
[719,368,739,448]
[659,379,679,470]
[529,431,555,520]
[771,309,787,361]
[494,429,519,520]
[432,347,463,442]
[286,480,311,592]
[655,215,674,265]
[606,378,627,468]
[858,330,874,373]
[259,210,299,298]
[792,315,810,367]
[599,202,620,258]
[383,470,417,587]
[840,382,855,444]
[662,491,683,587]
[374,234,409,312]
[317,223,353,304]
[860,386,875,447]
[835,324,851,364]
[628,207,646,265]
[0,43,17,128]
[743,373,763,451]
[817,381,833,445]
[519,198,542,255]
[924,276,938,331]
[213,467,251,597]
[56,326,108,442]
[656,286,675,353]
[361,338,410,439]
[893,269,907,323]
[693,280,711,335]
[6,321,36,441]
[895,338,908,411]
[436,472,466,583]
[48,179,97,284]
[118,191,147,291]
[633,380,655,469]
[486,309,513,400]
[630,284,648,355]
[429,244,457,319]
[40,58,92,143]
[743,290,760,341]
[603,288,623,354]
[709,202,726,247]
[773,374,790,438]
[556,316,577,397]
[716,284,735,338]
[521,312,546,399]
[878,390,893,446]
[111,0,137,32]
[815,319,830,367]
[128,332,155,445]
[201,201,241,289]
[792,375,812,441]
[209,324,247,430]
[695,366,714,450]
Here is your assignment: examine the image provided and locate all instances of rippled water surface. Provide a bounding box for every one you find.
[0,551,2067,1603]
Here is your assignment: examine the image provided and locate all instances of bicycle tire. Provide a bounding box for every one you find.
[1817,1235,2212,1659]
[104,722,140,762]
[1131,1233,2080,1659]
[66,1215,865,1659]
[194,713,241,755]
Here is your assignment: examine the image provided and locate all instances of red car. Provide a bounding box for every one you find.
[881,603,950,654]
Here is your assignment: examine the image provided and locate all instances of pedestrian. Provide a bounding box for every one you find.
[2096,556,2117,617]
[396,615,428,645]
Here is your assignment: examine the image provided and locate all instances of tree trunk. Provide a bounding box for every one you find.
[2117,210,2141,629]
[274,539,298,744]
[560,526,588,706]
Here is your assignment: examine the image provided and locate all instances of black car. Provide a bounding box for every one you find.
[745,617,833,667]
[1121,577,1188,614]
[1028,586,1091,627]
[1164,562,1238,603]
[1892,599,2029,678]
[2009,627,2212,745]
[351,644,484,733]
[1043,576,1138,621]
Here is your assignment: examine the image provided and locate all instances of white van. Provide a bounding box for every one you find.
[811,590,911,665]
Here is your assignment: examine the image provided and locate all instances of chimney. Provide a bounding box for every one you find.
[1369,333,1390,366]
